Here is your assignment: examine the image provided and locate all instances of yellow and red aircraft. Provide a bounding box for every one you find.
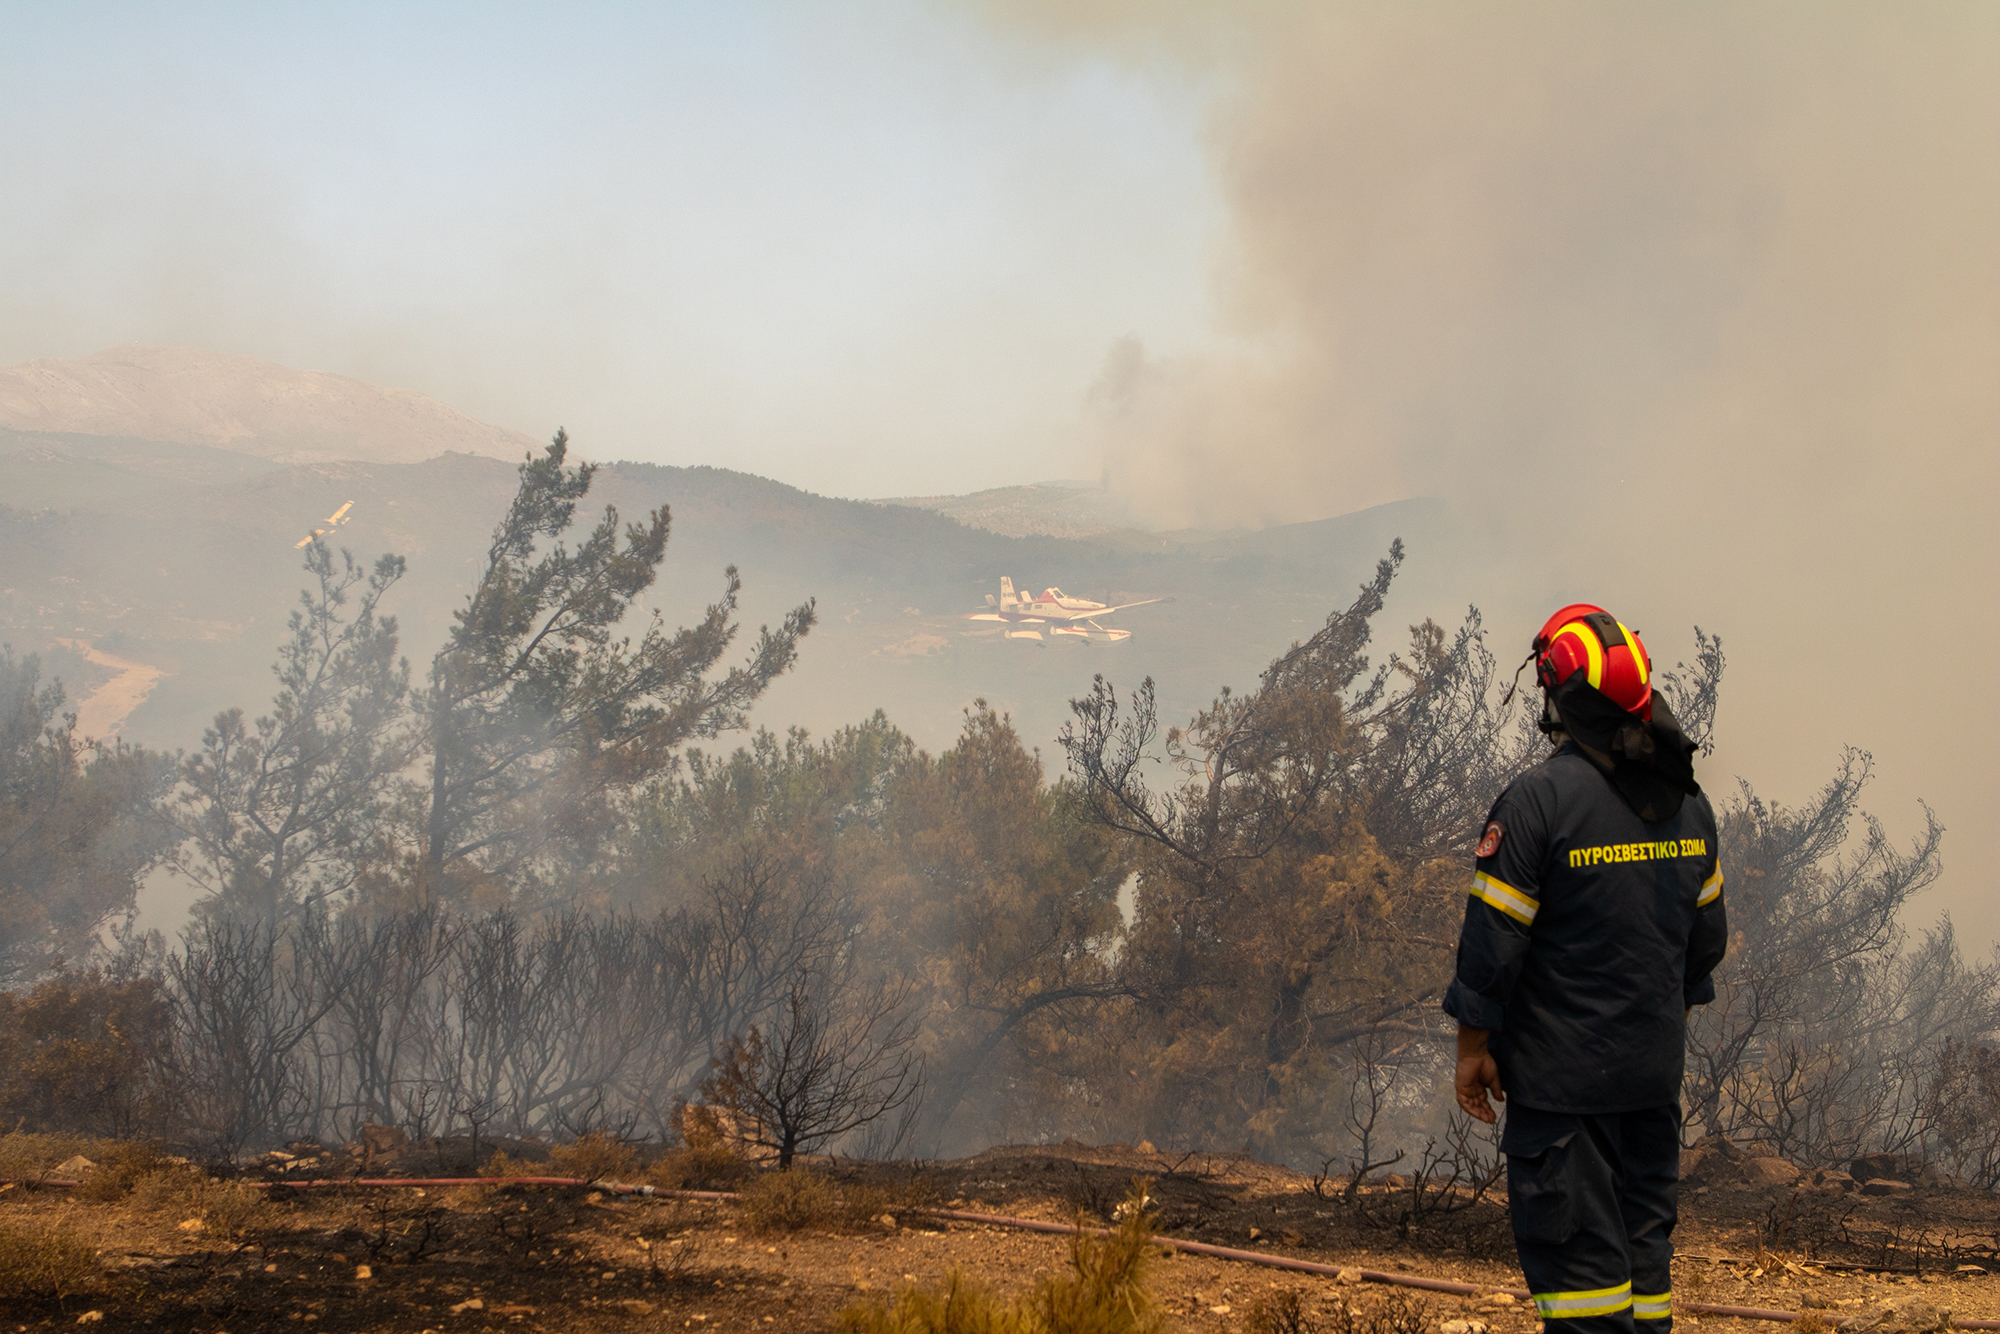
[964,577,1173,644]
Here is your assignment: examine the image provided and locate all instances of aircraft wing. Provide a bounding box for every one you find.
[965,613,1047,624]
[1088,595,1178,617]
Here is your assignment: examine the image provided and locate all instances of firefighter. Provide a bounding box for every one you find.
[1443,605,1728,1334]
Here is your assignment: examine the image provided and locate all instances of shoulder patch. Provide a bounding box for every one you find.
[1475,821,1504,859]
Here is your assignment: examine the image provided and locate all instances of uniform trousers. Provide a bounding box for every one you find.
[1502,1102,1680,1334]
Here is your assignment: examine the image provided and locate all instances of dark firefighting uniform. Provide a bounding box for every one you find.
[1443,743,1727,1334]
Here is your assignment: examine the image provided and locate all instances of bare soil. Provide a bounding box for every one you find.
[5,1141,2000,1333]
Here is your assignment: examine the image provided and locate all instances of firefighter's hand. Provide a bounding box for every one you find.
[1455,1026,1504,1124]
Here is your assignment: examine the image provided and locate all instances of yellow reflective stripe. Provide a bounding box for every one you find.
[1471,871,1539,925]
[1698,866,1724,907]
[1556,623,1605,689]
[1534,1283,1633,1318]
[1634,1291,1672,1320]
[1619,619,1649,684]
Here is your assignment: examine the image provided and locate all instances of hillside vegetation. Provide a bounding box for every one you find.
[0,423,1448,760]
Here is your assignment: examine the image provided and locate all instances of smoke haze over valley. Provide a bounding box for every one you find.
[0,3,1996,1225]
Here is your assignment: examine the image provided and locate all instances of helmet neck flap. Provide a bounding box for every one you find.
[1547,671,1702,823]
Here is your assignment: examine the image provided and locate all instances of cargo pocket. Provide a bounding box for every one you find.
[1504,1118,1579,1245]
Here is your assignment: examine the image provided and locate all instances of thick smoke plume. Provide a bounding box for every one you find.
[1005,4,1996,524]
[993,0,2000,938]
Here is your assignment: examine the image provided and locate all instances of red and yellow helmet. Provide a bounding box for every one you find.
[1534,603,1653,719]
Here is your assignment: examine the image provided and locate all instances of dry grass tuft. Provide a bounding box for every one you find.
[732,1168,936,1234]
[839,1177,1165,1334]
[837,1269,1030,1334]
[0,1220,101,1301]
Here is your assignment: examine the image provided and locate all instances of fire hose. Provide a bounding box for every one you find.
[10,1173,1992,1326]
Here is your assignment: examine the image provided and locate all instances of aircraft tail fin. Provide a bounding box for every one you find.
[999,576,1017,606]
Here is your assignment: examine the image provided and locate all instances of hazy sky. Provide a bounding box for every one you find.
[7,2,1997,943]
[0,0,1219,496]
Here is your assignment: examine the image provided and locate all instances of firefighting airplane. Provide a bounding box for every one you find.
[294,501,356,548]
[964,577,1174,644]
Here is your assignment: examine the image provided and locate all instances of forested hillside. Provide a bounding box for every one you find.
[0,426,1453,764]
[2,438,1988,1179]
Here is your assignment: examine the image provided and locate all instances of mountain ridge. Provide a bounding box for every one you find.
[0,345,537,466]
[0,344,1459,775]
[0,429,1450,768]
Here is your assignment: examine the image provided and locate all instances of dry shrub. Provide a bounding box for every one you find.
[0,1220,101,1301]
[647,1110,750,1190]
[839,1179,1163,1334]
[79,1141,173,1202]
[123,1168,264,1237]
[548,1131,636,1184]
[0,972,174,1139]
[479,1148,530,1178]
[646,1141,749,1190]
[201,1182,267,1239]
[740,1169,841,1233]
[825,1175,939,1232]
[0,1131,105,1182]
[1250,1290,1319,1334]
[636,1226,706,1288]
[733,1169,932,1234]
[1247,1291,1431,1334]
[129,1164,205,1213]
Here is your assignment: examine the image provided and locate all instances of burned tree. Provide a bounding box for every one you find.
[701,969,925,1169]
[1680,768,2000,1170]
